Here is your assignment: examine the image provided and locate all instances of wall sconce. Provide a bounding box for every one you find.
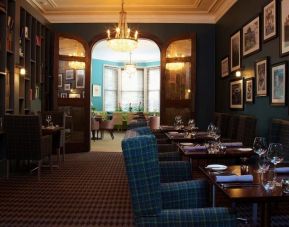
[235,70,242,77]
[20,68,26,75]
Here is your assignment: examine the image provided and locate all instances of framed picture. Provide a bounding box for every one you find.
[255,57,269,96]
[230,79,244,110]
[64,83,71,91]
[65,69,74,80]
[263,0,277,42]
[69,93,81,98]
[230,31,241,72]
[76,69,85,88]
[60,93,67,98]
[92,84,101,97]
[280,0,289,56]
[270,62,287,106]
[221,56,229,78]
[243,15,261,57]
[58,74,62,88]
[245,78,254,103]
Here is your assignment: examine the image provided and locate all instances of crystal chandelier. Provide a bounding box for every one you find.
[124,52,136,74]
[107,0,138,52]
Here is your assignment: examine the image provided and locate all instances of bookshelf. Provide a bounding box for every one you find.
[0,0,52,117]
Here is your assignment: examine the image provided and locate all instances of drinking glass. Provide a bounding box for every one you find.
[262,169,275,191]
[207,123,215,135]
[267,143,284,186]
[46,115,52,127]
[253,137,267,157]
[213,127,221,141]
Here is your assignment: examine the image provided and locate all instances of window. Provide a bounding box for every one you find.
[103,65,160,112]
[103,66,118,112]
[147,67,160,112]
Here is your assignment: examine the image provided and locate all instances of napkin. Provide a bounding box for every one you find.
[222,142,243,147]
[184,145,206,152]
[275,167,289,173]
[216,175,253,183]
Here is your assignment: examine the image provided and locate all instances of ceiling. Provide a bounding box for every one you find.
[27,0,237,23]
[92,39,160,63]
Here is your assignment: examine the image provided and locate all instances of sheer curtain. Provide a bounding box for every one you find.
[103,66,118,112]
[147,67,160,112]
[121,69,144,111]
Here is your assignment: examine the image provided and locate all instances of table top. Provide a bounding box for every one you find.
[42,126,64,133]
[165,131,213,142]
[178,144,253,158]
[200,165,289,202]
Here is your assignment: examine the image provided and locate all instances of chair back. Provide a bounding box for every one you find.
[226,115,239,139]
[236,116,256,146]
[149,116,160,130]
[122,135,162,217]
[4,115,42,160]
[113,112,123,125]
[100,117,115,130]
[91,118,99,130]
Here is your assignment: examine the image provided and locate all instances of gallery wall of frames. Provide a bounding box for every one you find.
[216,0,289,136]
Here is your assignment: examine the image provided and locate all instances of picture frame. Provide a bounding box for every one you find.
[69,93,81,98]
[270,62,287,106]
[245,78,254,103]
[58,74,62,88]
[263,0,277,42]
[280,0,289,56]
[255,57,269,97]
[221,56,229,78]
[92,84,101,97]
[60,93,67,98]
[75,69,85,88]
[230,79,244,110]
[64,83,71,91]
[242,15,261,57]
[65,69,74,80]
[230,30,241,72]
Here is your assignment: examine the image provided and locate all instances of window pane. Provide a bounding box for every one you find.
[121,92,144,111]
[148,91,160,112]
[148,68,160,91]
[104,66,118,112]
[104,91,117,112]
[121,69,143,91]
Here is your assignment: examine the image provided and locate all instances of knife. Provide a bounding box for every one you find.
[220,183,260,188]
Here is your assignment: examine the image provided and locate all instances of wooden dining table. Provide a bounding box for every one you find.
[200,165,289,227]
[164,131,214,143]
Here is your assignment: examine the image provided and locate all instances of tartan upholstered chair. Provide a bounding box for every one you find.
[4,115,52,178]
[42,111,66,162]
[122,135,236,226]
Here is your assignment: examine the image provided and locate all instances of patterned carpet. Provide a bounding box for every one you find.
[0,152,289,226]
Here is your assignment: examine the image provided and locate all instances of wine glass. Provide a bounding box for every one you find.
[253,137,267,157]
[46,115,52,127]
[207,123,215,137]
[212,126,221,141]
[267,143,284,186]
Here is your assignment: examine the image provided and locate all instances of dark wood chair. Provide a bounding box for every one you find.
[4,115,52,179]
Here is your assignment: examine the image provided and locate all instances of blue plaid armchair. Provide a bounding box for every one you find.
[122,135,236,226]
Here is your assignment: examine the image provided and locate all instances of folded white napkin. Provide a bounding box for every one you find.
[184,145,206,151]
[222,142,243,147]
[216,175,253,183]
[275,167,289,173]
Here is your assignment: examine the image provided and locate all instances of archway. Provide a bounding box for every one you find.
[90,38,161,151]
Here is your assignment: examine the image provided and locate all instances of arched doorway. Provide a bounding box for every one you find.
[90,38,161,151]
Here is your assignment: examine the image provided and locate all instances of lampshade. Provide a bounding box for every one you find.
[106,0,138,52]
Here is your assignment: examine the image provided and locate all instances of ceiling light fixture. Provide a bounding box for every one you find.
[124,52,137,75]
[107,0,138,52]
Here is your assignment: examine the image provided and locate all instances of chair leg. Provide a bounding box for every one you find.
[62,146,65,162]
[37,160,42,180]
[110,130,114,140]
[6,160,9,179]
[57,148,61,166]
[49,155,52,171]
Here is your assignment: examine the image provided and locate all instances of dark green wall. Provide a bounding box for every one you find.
[51,23,216,129]
[216,0,289,136]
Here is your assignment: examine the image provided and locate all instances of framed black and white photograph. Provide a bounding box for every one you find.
[65,69,74,80]
[230,79,244,110]
[245,78,254,103]
[230,31,241,72]
[270,62,287,105]
[60,93,67,98]
[255,57,269,96]
[280,0,289,56]
[263,0,277,42]
[221,56,229,78]
[58,74,62,88]
[76,69,85,88]
[64,83,71,91]
[243,16,261,57]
